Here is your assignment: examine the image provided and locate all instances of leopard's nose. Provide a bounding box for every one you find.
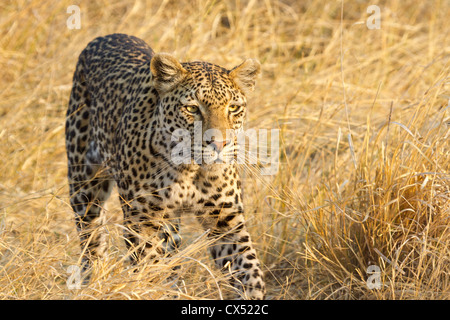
[208,139,231,153]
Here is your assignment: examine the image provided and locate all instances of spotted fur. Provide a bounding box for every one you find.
[65,33,265,299]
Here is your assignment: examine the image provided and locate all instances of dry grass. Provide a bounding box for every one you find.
[0,0,449,300]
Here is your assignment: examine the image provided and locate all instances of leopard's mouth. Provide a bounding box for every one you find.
[204,151,236,165]
[168,141,238,166]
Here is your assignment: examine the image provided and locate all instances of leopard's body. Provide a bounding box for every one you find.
[65,33,265,299]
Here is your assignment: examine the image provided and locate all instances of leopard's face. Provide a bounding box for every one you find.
[151,54,260,167]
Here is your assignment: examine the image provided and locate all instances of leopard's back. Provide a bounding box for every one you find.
[66,34,158,167]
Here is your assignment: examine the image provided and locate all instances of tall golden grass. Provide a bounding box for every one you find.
[0,0,448,299]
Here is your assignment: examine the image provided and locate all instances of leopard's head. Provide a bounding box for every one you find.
[150,53,260,168]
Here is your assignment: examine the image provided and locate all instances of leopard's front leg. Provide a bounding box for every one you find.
[119,190,181,266]
[198,203,265,300]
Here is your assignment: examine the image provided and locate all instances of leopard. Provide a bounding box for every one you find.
[65,33,265,299]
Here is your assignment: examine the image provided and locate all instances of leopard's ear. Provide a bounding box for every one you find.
[229,59,261,95]
[151,53,187,93]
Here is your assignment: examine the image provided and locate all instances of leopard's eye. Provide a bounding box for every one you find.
[229,105,241,113]
[185,105,199,114]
